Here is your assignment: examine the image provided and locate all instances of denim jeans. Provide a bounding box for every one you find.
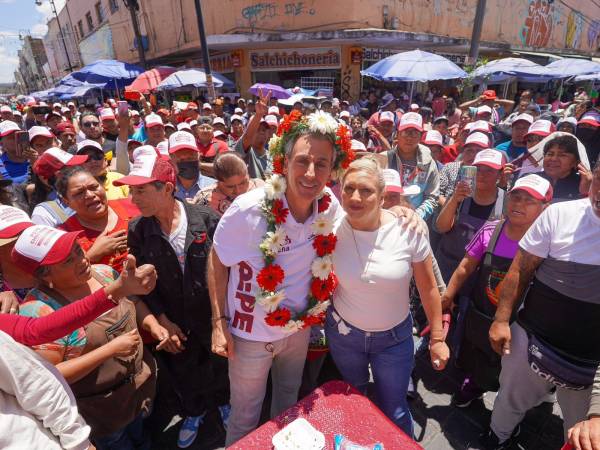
[325,308,415,437]
[93,413,150,450]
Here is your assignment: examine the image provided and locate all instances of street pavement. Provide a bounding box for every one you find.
[149,336,566,449]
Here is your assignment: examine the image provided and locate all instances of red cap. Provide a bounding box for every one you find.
[54,122,76,135]
[510,174,553,202]
[0,205,33,242]
[473,148,506,170]
[33,147,88,179]
[397,112,423,132]
[0,120,20,137]
[113,154,176,186]
[525,120,556,138]
[11,225,83,274]
[482,90,497,100]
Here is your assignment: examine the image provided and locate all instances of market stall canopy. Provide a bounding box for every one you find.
[126,66,178,94]
[574,72,600,82]
[56,83,104,100]
[249,83,291,99]
[29,89,53,101]
[361,49,467,82]
[70,59,144,87]
[544,58,600,78]
[156,69,233,90]
[471,57,553,82]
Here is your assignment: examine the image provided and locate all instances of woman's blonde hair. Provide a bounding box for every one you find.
[341,157,385,193]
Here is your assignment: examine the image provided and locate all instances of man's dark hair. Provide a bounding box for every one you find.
[79,111,99,126]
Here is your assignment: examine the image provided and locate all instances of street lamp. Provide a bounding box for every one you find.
[35,0,73,72]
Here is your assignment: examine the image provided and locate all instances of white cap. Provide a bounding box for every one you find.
[164,122,176,130]
[202,102,212,110]
[268,106,280,115]
[67,102,75,107]
[410,103,420,111]
[130,109,140,116]
[350,139,366,151]
[12,111,21,117]
[0,120,20,137]
[473,148,505,169]
[61,107,70,114]
[52,103,62,109]
[212,117,225,126]
[156,141,169,156]
[382,168,421,195]
[177,122,192,131]
[467,120,492,133]
[465,131,490,148]
[379,111,395,123]
[100,108,115,121]
[422,130,443,146]
[0,205,32,243]
[0,105,12,113]
[526,119,555,137]
[132,145,160,161]
[510,174,553,202]
[339,111,350,118]
[188,120,198,127]
[476,105,492,116]
[231,114,243,123]
[213,130,226,138]
[28,126,54,142]
[144,113,164,128]
[234,107,243,114]
[513,113,534,125]
[168,130,198,154]
[398,112,423,132]
[76,139,103,153]
[264,115,278,127]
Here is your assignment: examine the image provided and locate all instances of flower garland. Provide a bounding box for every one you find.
[255,110,354,331]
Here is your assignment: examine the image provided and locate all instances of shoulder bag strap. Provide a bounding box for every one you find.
[482,220,506,268]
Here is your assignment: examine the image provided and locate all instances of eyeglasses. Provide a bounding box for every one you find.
[82,121,100,128]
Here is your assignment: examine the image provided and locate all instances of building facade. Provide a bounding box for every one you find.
[15,36,49,94]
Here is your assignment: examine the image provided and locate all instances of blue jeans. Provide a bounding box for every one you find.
[93,413,150,450]
[325,308,415,437]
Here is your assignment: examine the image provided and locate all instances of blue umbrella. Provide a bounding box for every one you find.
[70,59,144,87]
[471,58,552,81]
[361,49,467,82]
[544,58,600,78]
[574,72,600,82]
[156,68,233,90]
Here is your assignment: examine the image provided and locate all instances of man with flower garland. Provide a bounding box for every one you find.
[207,97,355,445]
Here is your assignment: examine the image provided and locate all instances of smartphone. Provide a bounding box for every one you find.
[117,100,129,117]
[15,131,29,158]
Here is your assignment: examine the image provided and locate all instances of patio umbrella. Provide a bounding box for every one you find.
[574,72,600,82]
[471,58,553,81]
[156,69,233,90]
[126,66,178,94]
[544,58,600,78]
[70,59,144,88]
[361,49,467,82]
[248,83,291,99]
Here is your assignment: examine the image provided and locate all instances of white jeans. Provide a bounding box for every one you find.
[225,328,310,446]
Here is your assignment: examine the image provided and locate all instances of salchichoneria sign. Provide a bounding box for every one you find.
[249,47,341,72]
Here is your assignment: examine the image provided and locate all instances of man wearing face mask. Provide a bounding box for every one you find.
[576,111,600,167]
[168,131,216,202]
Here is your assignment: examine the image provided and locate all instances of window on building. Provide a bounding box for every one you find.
[78,20,84,38]
[86,12,94,32]
[109,0,118,14]
[95,2,105,24]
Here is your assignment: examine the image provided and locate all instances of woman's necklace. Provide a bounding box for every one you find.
[349,219,378,284]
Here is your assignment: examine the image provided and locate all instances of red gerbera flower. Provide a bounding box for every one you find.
[256,264,285,291]
[313,233,337,256]
[310,274,336,301]
[272,156,284,175]
[302,313,324,327]
[271,199,289,224]
[317,193,331,213]
[265,307,291,327]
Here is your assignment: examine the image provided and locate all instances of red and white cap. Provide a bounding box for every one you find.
[113,154,176,186]
[100,108,116,121]
[67,101,75,107]
[0,120,20,137]
[202,103,212,110]
[155,141,170,156]
[513,113,534,125]
[61,106,70,114]
[510,174,553,202]
[398,112,423,132]
[379,110,395,123]
[264,115,278,127]
[144,113,164,128]
[0,205,33,245]
[213,130,226,139]
[579,112,600,128]
[466,120,492,133]
[268,106,280,115]
[188,120,198,127]
[177,122,192,131]
[339,110,350,119]
[45,111,62,121]
[212,117,225,126]
[33,147,88,179]
[76,139,103,154]
[351,139,366,151]
[231,114,243,123]
[422,130,444,146]
[132,145,165,161]
[52,102,62,109]
[164,122,176,130]
[28,126,54,142]
[382,169,421,195]
[0,105,12,113]
[464,131,490,148]
[168,131,199,154]
[473,148,505,170]
[11,225,83,274]
[476,105,492,116]
[410,103,420,111]
[525,119,555,138]
[130,109,140,117]
[234,107,243,114]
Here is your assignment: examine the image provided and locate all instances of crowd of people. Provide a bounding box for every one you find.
[0,83,599,450]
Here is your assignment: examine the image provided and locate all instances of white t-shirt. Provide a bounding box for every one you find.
[520,198,600,265]
[164,200,188,272]
[332,211,431,332]
[213,187,343,342]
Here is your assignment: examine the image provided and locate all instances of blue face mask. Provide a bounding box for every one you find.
[176,161,199,180]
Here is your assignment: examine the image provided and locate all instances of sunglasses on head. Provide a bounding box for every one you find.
[82,121,100,128]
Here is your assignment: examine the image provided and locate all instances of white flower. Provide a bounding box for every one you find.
[260,228,286,256]
[311,214,333,236]
[311,255,333,280]
[264,174,286,200]
[308,300,329,316]
[307,110,339,135]
[268,135,281,155]
[256,290,286,313]
[283,320,304,333]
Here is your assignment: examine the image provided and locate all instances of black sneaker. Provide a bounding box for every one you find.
[467,426,522,450]
[452,377,485,408]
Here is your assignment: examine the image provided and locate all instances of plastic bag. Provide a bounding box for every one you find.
[334,434,384,450]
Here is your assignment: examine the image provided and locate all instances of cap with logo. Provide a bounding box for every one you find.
[0,120,20,137]
[466,120,492,133]
[0,205,33,246]
[510,174,553,202]
[382,169,421,195]
[99,108,116,121]
[145,113,164,128]
[398,112,423,132]
[476,105,493,116]
[11,225,83,274]
[526,119,556,138]
[422,130,444,146]
[578,112,600,128]
[33,147,88,179]
[513,113,534,125]
[379,111,395,124]
[28,126,54,142]
[464,131,490,148]
[168,131,199,154]
[155,141,170,156]
[264,115,278,127]
[473,148,505,170]
[212,117,225,126]
[132,145,166,161]
[76,139,103,155]
[113,154,176,186]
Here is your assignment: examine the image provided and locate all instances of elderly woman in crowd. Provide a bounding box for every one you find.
[326,158,449,437]
[190,152,263,215]
[11,225,168,449]
[57,166,139,272]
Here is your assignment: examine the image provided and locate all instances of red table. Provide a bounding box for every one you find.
[228,380,423,449]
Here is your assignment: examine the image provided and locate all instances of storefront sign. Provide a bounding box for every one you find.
[363,47,466,65]
[250,47,341,72]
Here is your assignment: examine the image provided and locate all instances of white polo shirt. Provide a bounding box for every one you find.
[213,186,342,342]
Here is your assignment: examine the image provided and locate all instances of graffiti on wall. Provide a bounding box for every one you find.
[565,10,584,49]
[241,2,316,27]
[587,19,600,49]
[520,0,554,48]
[340,65,352,101]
